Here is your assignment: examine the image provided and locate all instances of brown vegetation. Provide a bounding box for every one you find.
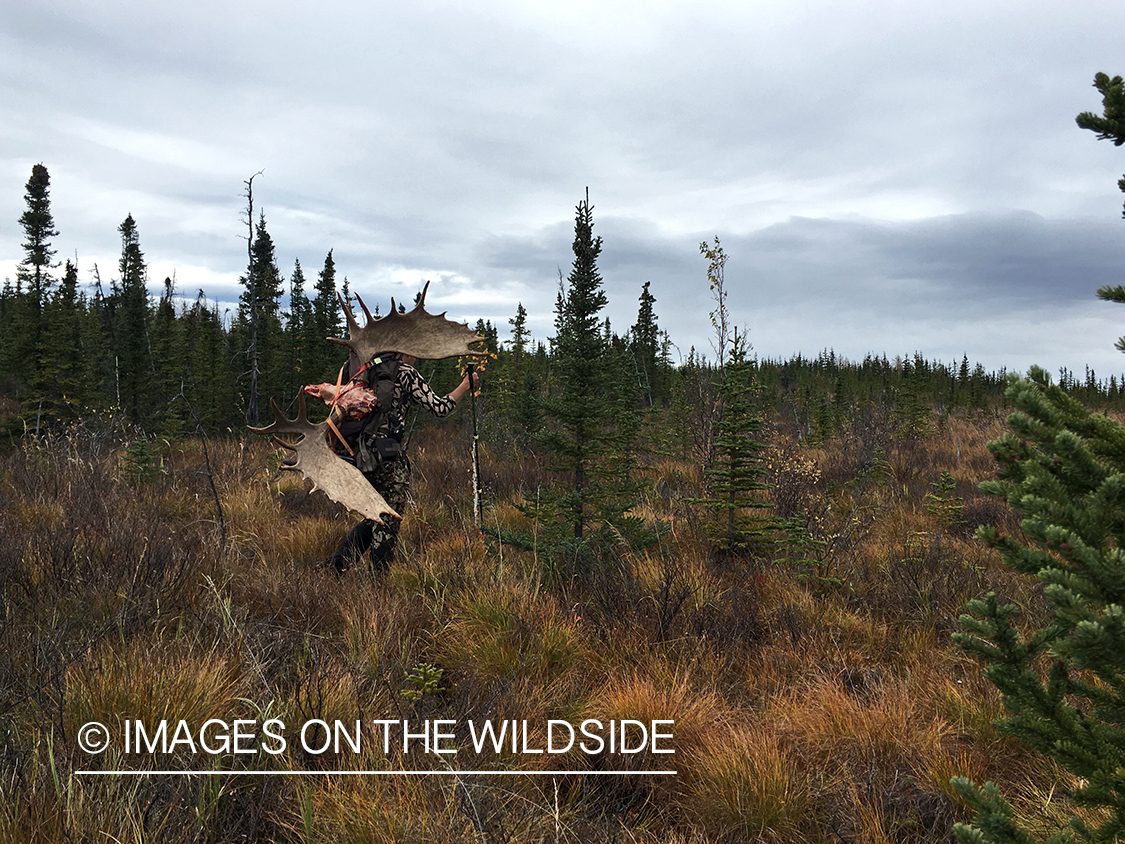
[0,407,1078,842]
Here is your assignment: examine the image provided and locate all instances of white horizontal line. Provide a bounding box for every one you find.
[77,770,677,777]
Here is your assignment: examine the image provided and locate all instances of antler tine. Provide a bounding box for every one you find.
[247,395,317,437]
[337,292,360,333]
[415,280,431,309]
[389,296,397,314]
[355,293,375,325]
[246,398,285,434]
[271,436,300,461]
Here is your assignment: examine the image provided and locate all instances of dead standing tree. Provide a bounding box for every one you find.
[241,170,264,426]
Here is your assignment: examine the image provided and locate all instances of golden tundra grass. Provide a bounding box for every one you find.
[0,408,1082,842]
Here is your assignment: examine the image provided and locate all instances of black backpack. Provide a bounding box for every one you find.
[335,353,403,472]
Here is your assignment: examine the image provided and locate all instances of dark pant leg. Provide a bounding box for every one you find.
[366,456,410,574]
[327,457,410,576]
[328,518,375,573]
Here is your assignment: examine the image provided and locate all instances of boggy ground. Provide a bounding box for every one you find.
[0,407,1085,843]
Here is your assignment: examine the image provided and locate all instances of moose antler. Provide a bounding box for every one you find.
[252,283,479,523]
[329,280,485,362]
[248,394,400,524]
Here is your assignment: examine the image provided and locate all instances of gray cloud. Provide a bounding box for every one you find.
[458,209,1125,374]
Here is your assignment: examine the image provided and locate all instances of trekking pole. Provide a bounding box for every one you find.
[468,362,482,530]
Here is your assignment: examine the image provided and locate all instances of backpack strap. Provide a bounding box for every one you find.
[365,354,402,422]
[325,361,354,456]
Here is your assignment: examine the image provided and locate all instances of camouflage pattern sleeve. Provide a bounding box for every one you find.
[399,364,457,417]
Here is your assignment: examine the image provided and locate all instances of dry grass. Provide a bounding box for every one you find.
[0,408,1068,842]
[686,728,816,843]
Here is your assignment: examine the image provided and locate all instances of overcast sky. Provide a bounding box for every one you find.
[4,0,1125,378]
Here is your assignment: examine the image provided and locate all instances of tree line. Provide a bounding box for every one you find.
[7,164,1125,454]
[8,165,1125,454]
[8,164,1125,448]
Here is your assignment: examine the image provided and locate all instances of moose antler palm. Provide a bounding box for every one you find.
[248,394,400,524]
[330,280,484,363]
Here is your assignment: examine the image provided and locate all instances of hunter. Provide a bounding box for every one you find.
[304,352,480,574]
[249,282,484,575]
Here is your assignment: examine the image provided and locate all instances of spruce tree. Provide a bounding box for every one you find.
[509,302,530,358]
[11,163,59,396]
[515,372,543,441]
[487,301,543,439]
[309,250,341,381]
[84,267,117,412]
[282,257,312,402]
[690,238,775,558]
[474,319,499,355]
[894,357,932,439]
[541,192,612,541]
[952,368,1125,843]
[506,303,530,377]
[0,279,17,393]
[504,302,540,435]
[34,260,88,424]
[958,354,972,406]
[631,281,660,407]
[114,214,152,426]
[695,334,774,558]
[16,163,59,324]
[601,336,645,531]
[238,211,284,424]
[184,291,237,432]
[151,276,186,433]
[1076,72,1125,203]
[951,70,1125,844]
